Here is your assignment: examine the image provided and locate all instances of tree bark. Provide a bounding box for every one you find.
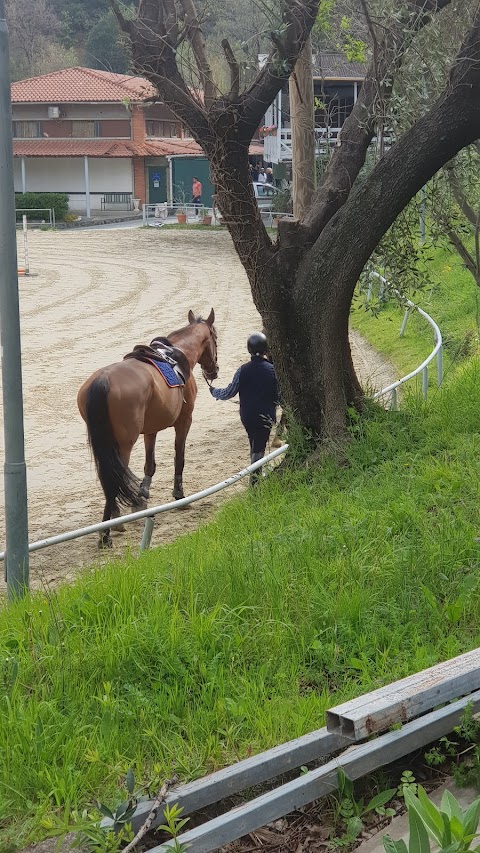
[290,38,316,219]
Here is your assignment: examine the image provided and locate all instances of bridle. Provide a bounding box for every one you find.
[201,322,218,386]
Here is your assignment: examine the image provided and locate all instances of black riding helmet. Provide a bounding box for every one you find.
[247,332,268,356]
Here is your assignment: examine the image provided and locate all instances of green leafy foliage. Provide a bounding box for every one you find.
[424,737,458,768]
[384,786,480,853]
[84,11,132,74]
[334,769,396,842]
[398,772,418,799]
[451,704,480,790]
[15,192,69,221]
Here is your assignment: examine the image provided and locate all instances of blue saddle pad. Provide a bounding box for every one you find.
[149,358,184,387]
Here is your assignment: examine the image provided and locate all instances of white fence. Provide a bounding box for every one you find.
[142,203,293,229]
[0,445,288,566]
[363,271,443,410]
[15,206,55,228]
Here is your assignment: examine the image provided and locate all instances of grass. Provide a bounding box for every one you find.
[2,359,480,846]
[350,243,480,383]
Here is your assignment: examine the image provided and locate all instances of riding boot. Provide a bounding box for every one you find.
[250,452,264,487]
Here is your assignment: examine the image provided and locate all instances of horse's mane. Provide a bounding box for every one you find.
[167,316,208,339]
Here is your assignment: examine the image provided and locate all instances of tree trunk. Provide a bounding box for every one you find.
[290,38,316,219]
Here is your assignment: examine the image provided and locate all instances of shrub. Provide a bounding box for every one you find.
[15,192,69,222]
[272,186,293,215]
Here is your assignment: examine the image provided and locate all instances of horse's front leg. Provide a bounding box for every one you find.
[136,433,157,509]
[173,415,192,500]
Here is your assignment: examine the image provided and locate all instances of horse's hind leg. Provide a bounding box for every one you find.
[173,416,192,500]
[136,433,157,509]
[112,502,125,533]
[99,499,116,548]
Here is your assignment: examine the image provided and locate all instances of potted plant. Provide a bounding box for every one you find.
[200,206,212,226]
[174,183,188,224]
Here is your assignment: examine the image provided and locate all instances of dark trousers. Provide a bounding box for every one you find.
[193,196,202,208]
[242,418,273,455]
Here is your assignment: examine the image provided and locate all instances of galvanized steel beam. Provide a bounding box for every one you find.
[326,648,480,741]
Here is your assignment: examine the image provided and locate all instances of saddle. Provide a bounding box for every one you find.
[124,337,191,385]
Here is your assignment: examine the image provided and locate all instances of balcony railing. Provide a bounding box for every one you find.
[264,126,394,163]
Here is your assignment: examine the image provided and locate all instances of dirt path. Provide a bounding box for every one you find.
[0,229,396,592]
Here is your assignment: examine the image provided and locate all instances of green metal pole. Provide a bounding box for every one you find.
[0,0,29,599]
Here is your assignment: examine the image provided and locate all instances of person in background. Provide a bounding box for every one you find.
[209,332,281,484]
[257,167,267,184]
[265,167,274,184]
[192,176,202,210]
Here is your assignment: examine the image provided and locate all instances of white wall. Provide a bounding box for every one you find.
[14,157,134,211]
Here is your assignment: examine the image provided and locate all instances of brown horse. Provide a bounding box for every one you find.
[77,309,218,547]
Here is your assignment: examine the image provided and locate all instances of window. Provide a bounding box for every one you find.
[146,120,178,138]
[12,121,41,138]
[73,121,98,138]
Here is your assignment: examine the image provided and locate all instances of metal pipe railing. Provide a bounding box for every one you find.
[364,272,443,406]
[0,445,289,561]
[142,204,294,228]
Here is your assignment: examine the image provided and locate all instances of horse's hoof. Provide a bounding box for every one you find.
[132,497,147,511]
[98,535,113,549]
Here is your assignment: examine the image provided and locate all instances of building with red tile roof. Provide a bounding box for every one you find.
[12,67,250,212]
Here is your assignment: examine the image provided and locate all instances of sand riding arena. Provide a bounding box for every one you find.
[0,227,394,591]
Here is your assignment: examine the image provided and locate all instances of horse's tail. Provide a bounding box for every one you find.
[85,375,139,507]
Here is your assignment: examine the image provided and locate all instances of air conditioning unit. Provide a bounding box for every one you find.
[48,106,60,119]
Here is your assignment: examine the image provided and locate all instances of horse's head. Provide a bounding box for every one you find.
[188,308,218,381]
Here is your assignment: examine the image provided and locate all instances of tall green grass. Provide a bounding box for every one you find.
[2,361,480,847]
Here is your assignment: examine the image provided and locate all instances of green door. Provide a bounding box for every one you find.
[148,166,167,203]
[172,158,213,207]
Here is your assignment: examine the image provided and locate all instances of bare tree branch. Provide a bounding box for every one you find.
[178,0,215,106]
[444,160,478,225]
[110,0,210,136]
[298,0,453,243]
[445,225,479,281]
[221,39,240,100]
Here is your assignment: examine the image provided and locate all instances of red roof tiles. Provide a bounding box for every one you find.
[13,138,205,158]
[11,67,157,104]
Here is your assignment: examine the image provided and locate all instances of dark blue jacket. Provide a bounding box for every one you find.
[210,356,281,423]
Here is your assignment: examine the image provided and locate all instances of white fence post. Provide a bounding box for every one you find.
[400,308,410,338]
[437,344,443,387]
[140,517,155,551]
[422,366,428,399]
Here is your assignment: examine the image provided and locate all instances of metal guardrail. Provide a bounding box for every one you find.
[15,207,55,228]
[142,203,294,228]
[364,271,443,410]
[0,445,288,564]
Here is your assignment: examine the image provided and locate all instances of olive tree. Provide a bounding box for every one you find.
[112,0,480,439]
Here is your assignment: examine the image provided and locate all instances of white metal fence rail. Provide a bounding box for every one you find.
[142,203,294,228]
[0,445,288,565]
[15,206,55,227]
[363,271,443,410]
